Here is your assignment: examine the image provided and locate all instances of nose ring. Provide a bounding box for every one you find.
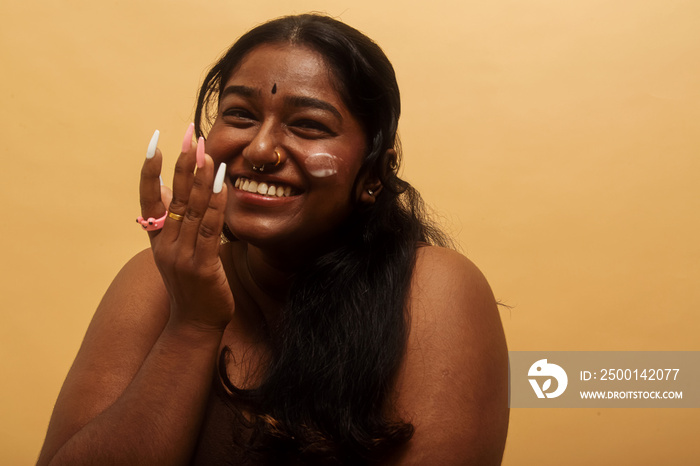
[273,149,281,166]
[251,150,282,172]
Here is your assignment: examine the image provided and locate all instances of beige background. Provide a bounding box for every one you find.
[2,0,699,464]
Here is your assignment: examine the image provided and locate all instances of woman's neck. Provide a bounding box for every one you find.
[227,231,344,329]
[227,242,297,329]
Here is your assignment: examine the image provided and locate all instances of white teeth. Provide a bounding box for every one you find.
[234,177,294,198]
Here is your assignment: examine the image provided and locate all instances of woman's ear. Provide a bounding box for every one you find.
[359,178,382,204]
[357,148,395,204]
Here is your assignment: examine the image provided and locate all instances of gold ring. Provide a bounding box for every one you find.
[273,150,281,166]
[167,211,184,222]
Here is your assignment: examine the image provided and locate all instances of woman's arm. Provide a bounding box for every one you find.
[37,249,225,466]
[390,246,509,465]
[38,134,233,465]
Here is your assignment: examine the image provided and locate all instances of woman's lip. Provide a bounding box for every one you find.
[229,171,303,189]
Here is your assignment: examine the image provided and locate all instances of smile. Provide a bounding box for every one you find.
[234,177,296,198]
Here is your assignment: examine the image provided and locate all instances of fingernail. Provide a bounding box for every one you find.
[181,122,194,153]
[147,130,159,159]
[196,137,205,169]
[213,163,226,194]
[159,175,164,186]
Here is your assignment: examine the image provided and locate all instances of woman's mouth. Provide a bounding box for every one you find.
[234,177,296,198]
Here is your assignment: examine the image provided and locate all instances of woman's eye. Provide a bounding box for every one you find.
[222,108,256,125]
[292,119,334,136]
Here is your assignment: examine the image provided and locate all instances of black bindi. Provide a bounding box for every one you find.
[271,83,277,94]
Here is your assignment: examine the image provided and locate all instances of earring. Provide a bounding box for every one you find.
[367,189,374,196]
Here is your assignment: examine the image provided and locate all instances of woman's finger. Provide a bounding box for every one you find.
[159,123,197,242]
[138,130,166,234]
[177,140,216,247]
[194,163,228,264]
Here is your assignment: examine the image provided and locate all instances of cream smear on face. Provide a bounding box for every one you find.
[304,153,339,178]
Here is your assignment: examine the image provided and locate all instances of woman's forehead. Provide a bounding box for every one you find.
[225,44,338,94]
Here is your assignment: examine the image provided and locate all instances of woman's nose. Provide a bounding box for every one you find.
[242,122,284,171]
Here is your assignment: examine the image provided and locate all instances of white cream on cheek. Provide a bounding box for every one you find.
[304,152,339,177]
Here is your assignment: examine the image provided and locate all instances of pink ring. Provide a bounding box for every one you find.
[136,211,168,231]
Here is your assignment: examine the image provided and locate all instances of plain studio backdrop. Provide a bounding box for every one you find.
[1,1,698,464]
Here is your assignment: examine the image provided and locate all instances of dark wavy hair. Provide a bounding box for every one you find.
[195,14,451,464]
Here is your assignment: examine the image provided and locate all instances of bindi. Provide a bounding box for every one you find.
[271,83,277,94]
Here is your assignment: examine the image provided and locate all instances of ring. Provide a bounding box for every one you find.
[136,211,168,231]
[273,150,281,166]
[168,211,184,222]
[252,163,264,172]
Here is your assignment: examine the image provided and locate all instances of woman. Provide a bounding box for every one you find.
[38,14,509,465]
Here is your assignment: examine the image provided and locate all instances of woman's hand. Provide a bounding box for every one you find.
[139,125,233,331]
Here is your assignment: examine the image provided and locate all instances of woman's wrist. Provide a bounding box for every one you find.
[162,314,227,347]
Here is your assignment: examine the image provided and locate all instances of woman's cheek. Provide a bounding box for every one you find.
[206,131,247,164]
[304,152,339,178]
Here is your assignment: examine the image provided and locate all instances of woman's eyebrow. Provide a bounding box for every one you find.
[220,85,259,99]
[285,95,343,122]
[220,86,343,122]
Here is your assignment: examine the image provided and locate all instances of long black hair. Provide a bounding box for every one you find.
[195,14,451,464]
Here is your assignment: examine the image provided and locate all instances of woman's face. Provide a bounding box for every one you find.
[206,43,368,254]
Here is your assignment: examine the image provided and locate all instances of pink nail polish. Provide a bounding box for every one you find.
[196,137,205,169]
[181,122,195,153]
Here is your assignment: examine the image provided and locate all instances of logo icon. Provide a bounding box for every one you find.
[528,359,568,398]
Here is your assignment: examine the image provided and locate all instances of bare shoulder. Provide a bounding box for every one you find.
[80,248,170,357]
[67,247,171,395]
[390,246,509,465]
[38,248,170,463]
[409,246,504,358]
[412,245,495,309]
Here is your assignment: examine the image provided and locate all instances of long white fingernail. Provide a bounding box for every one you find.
[159,175,164,186]
[213,163,226,194]
[147,129,160,159]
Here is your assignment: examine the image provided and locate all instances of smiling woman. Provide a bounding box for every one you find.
[37,14,509,466]
[207,43,370,251]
